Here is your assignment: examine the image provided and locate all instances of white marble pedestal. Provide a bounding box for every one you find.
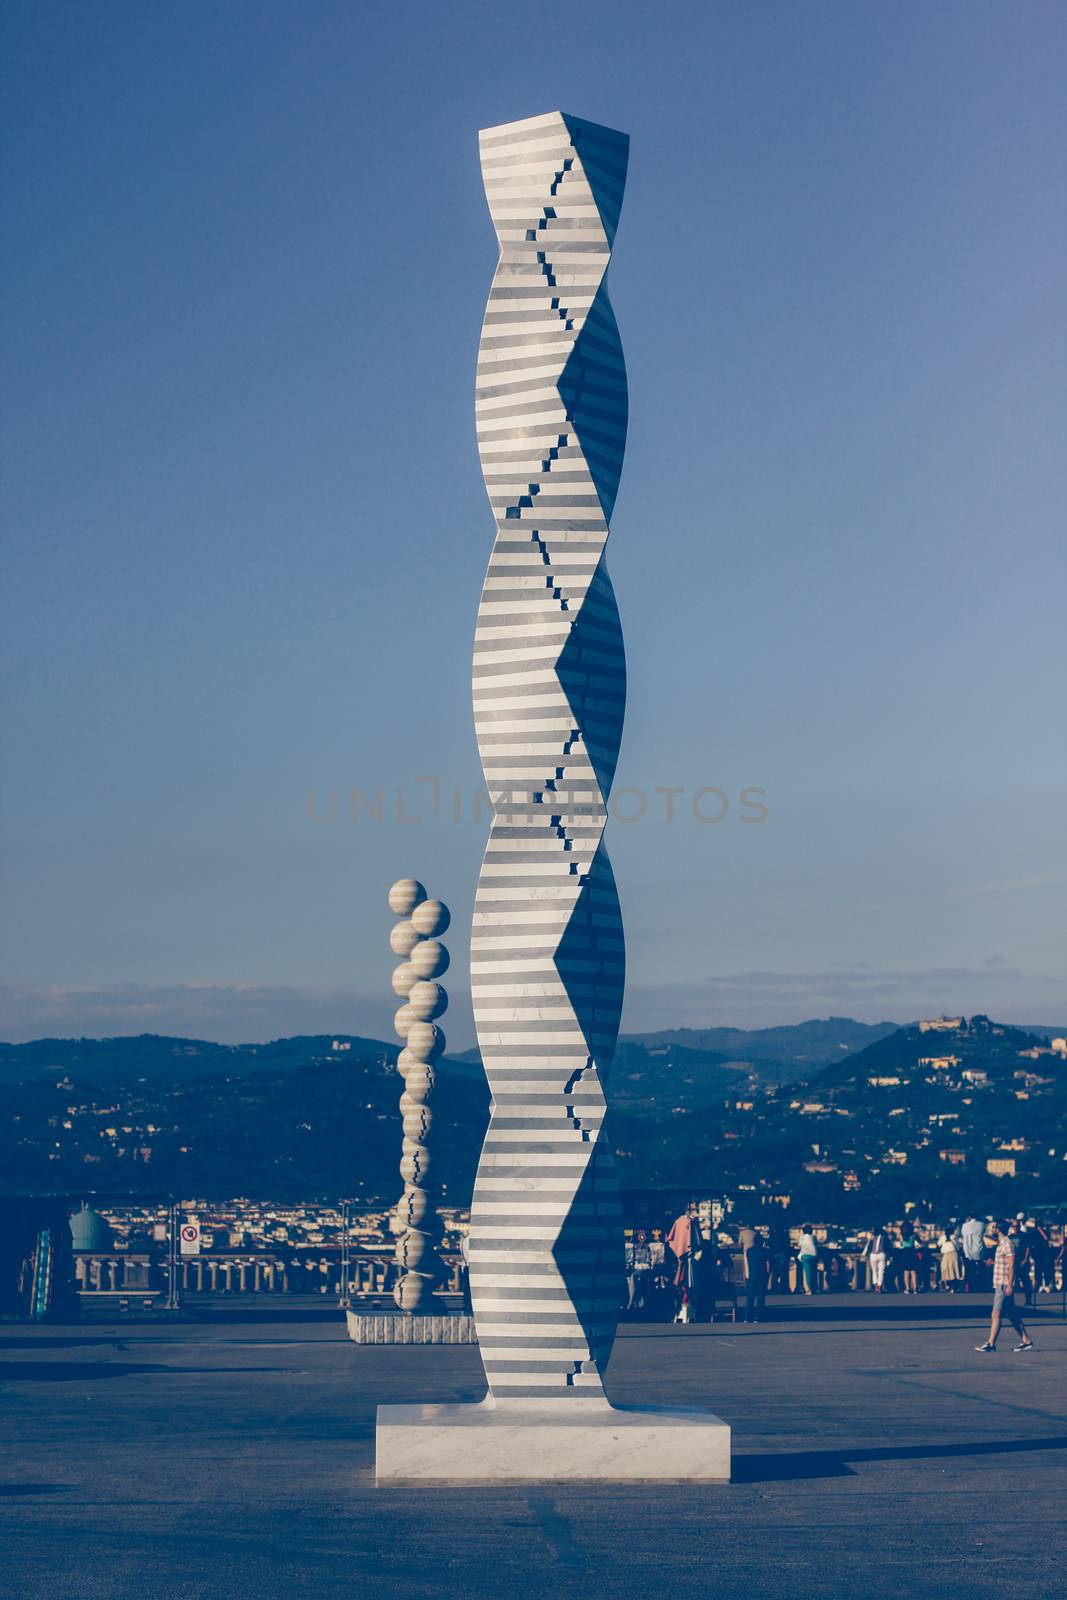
[375,1398,731,1482]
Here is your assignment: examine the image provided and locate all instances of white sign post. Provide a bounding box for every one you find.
[179,1222,201,1256]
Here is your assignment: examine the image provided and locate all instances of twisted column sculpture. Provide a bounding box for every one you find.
[469,112,628,1401]
[387,877,451,1313]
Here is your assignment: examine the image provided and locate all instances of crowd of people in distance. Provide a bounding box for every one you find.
[859,1214,1059,1301]
[621,1209,1064,1326]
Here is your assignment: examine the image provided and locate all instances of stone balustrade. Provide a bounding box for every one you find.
[74,1251,465,1298]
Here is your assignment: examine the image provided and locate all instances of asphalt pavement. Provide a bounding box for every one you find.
[2,1294,1065,1600]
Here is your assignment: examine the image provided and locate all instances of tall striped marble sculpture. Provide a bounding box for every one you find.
[468,110,629,1400]
[375,114,730,1476]
[387,876,451,1313]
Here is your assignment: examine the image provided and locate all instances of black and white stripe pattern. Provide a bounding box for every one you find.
[469,111,628,1402]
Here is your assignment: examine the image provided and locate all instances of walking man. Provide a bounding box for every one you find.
[975,1219,1035,1354]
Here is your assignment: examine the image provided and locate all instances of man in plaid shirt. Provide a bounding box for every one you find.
[976,1219,1035,1353]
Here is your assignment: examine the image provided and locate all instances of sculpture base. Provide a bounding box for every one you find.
[347,1310,476,1345]
[375,1399,731,1482]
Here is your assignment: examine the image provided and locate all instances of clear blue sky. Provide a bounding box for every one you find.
[2,1,1064,1045]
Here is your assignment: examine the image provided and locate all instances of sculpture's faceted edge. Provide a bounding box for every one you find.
[375,1401,731,1482]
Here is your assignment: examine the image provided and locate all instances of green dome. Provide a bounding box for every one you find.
[69,1201,113,1252]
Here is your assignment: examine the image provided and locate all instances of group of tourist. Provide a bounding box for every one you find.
[859,1214,1058,1303]
[622,1209,792,1324]
[621,1209,1063,1324]
[857,1209,1055,1299]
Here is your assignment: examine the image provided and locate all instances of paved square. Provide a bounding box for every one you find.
[3,1297,1065,1599]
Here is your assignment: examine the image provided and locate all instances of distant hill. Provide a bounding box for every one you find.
[4,1017,1063,1215]
[626,1017,900,1075]
[635,1014,1067,1219]
[0,1033,485,1088]
[452,1017,906,1101]
[0,1043,488,1204]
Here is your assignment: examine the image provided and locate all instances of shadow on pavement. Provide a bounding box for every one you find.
[0,1336,130,1350]
[0,1362,294,1383]
[0,1483,72,1497]
[734,1433,1067,1483]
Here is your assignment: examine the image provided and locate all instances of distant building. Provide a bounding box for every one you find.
[939,1149,967,1165]
[919,1017,963,1033]
[1051,1037,1067,1058]
[986,1156,1016,1178]
[331,1041,351,1052]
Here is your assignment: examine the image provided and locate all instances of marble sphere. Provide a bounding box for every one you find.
[400,1148,432,1185]
[388,878,427,916]
[394,1272,429,1311]
[411,898,450,937]
[391,962,419,998]
[403,1107,432,1142]
[389,919,421,958]
[405,1021,445,1061]
[396,1185,432,1228]
[393,1002,416,1038]
[407,980,447,1021]
[395,1231,435,1268]
[399,1064,435,1099]
[410,939,449,979]
[397,1046,435,1078]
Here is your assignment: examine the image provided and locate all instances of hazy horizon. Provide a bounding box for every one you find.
[1,979,1063,1050]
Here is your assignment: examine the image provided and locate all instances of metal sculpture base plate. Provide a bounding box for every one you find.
[375,1399,731,1482]
[347,1310,476,1345]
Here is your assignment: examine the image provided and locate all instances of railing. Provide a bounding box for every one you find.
[74,1250,465,1300]
[74,1247,1063,1306]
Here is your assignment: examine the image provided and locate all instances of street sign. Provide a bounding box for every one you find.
[179,1222,201,1256]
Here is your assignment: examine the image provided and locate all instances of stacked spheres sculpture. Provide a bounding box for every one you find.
[387,876,451,1313]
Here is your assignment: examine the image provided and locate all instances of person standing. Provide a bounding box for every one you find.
[959,1213,985,1293]
[896,1221,918,1293]
[690,1224,720,1323]
[863,1226,890,1292]
[666,1206,697,1323]
[1017,1220,1043,1307]
[768,1219,791,1294]
[1030,1220,1053,1295]
[744,1229,770,1323]
[1010,1218,1032,1308]
[459,1229,472,1314]
[938,1227,962,1292]
[648,1229,671,1320]
[975,1219,1035,1354]
[796,1226,818,1295]
[629,1229,652,1315]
